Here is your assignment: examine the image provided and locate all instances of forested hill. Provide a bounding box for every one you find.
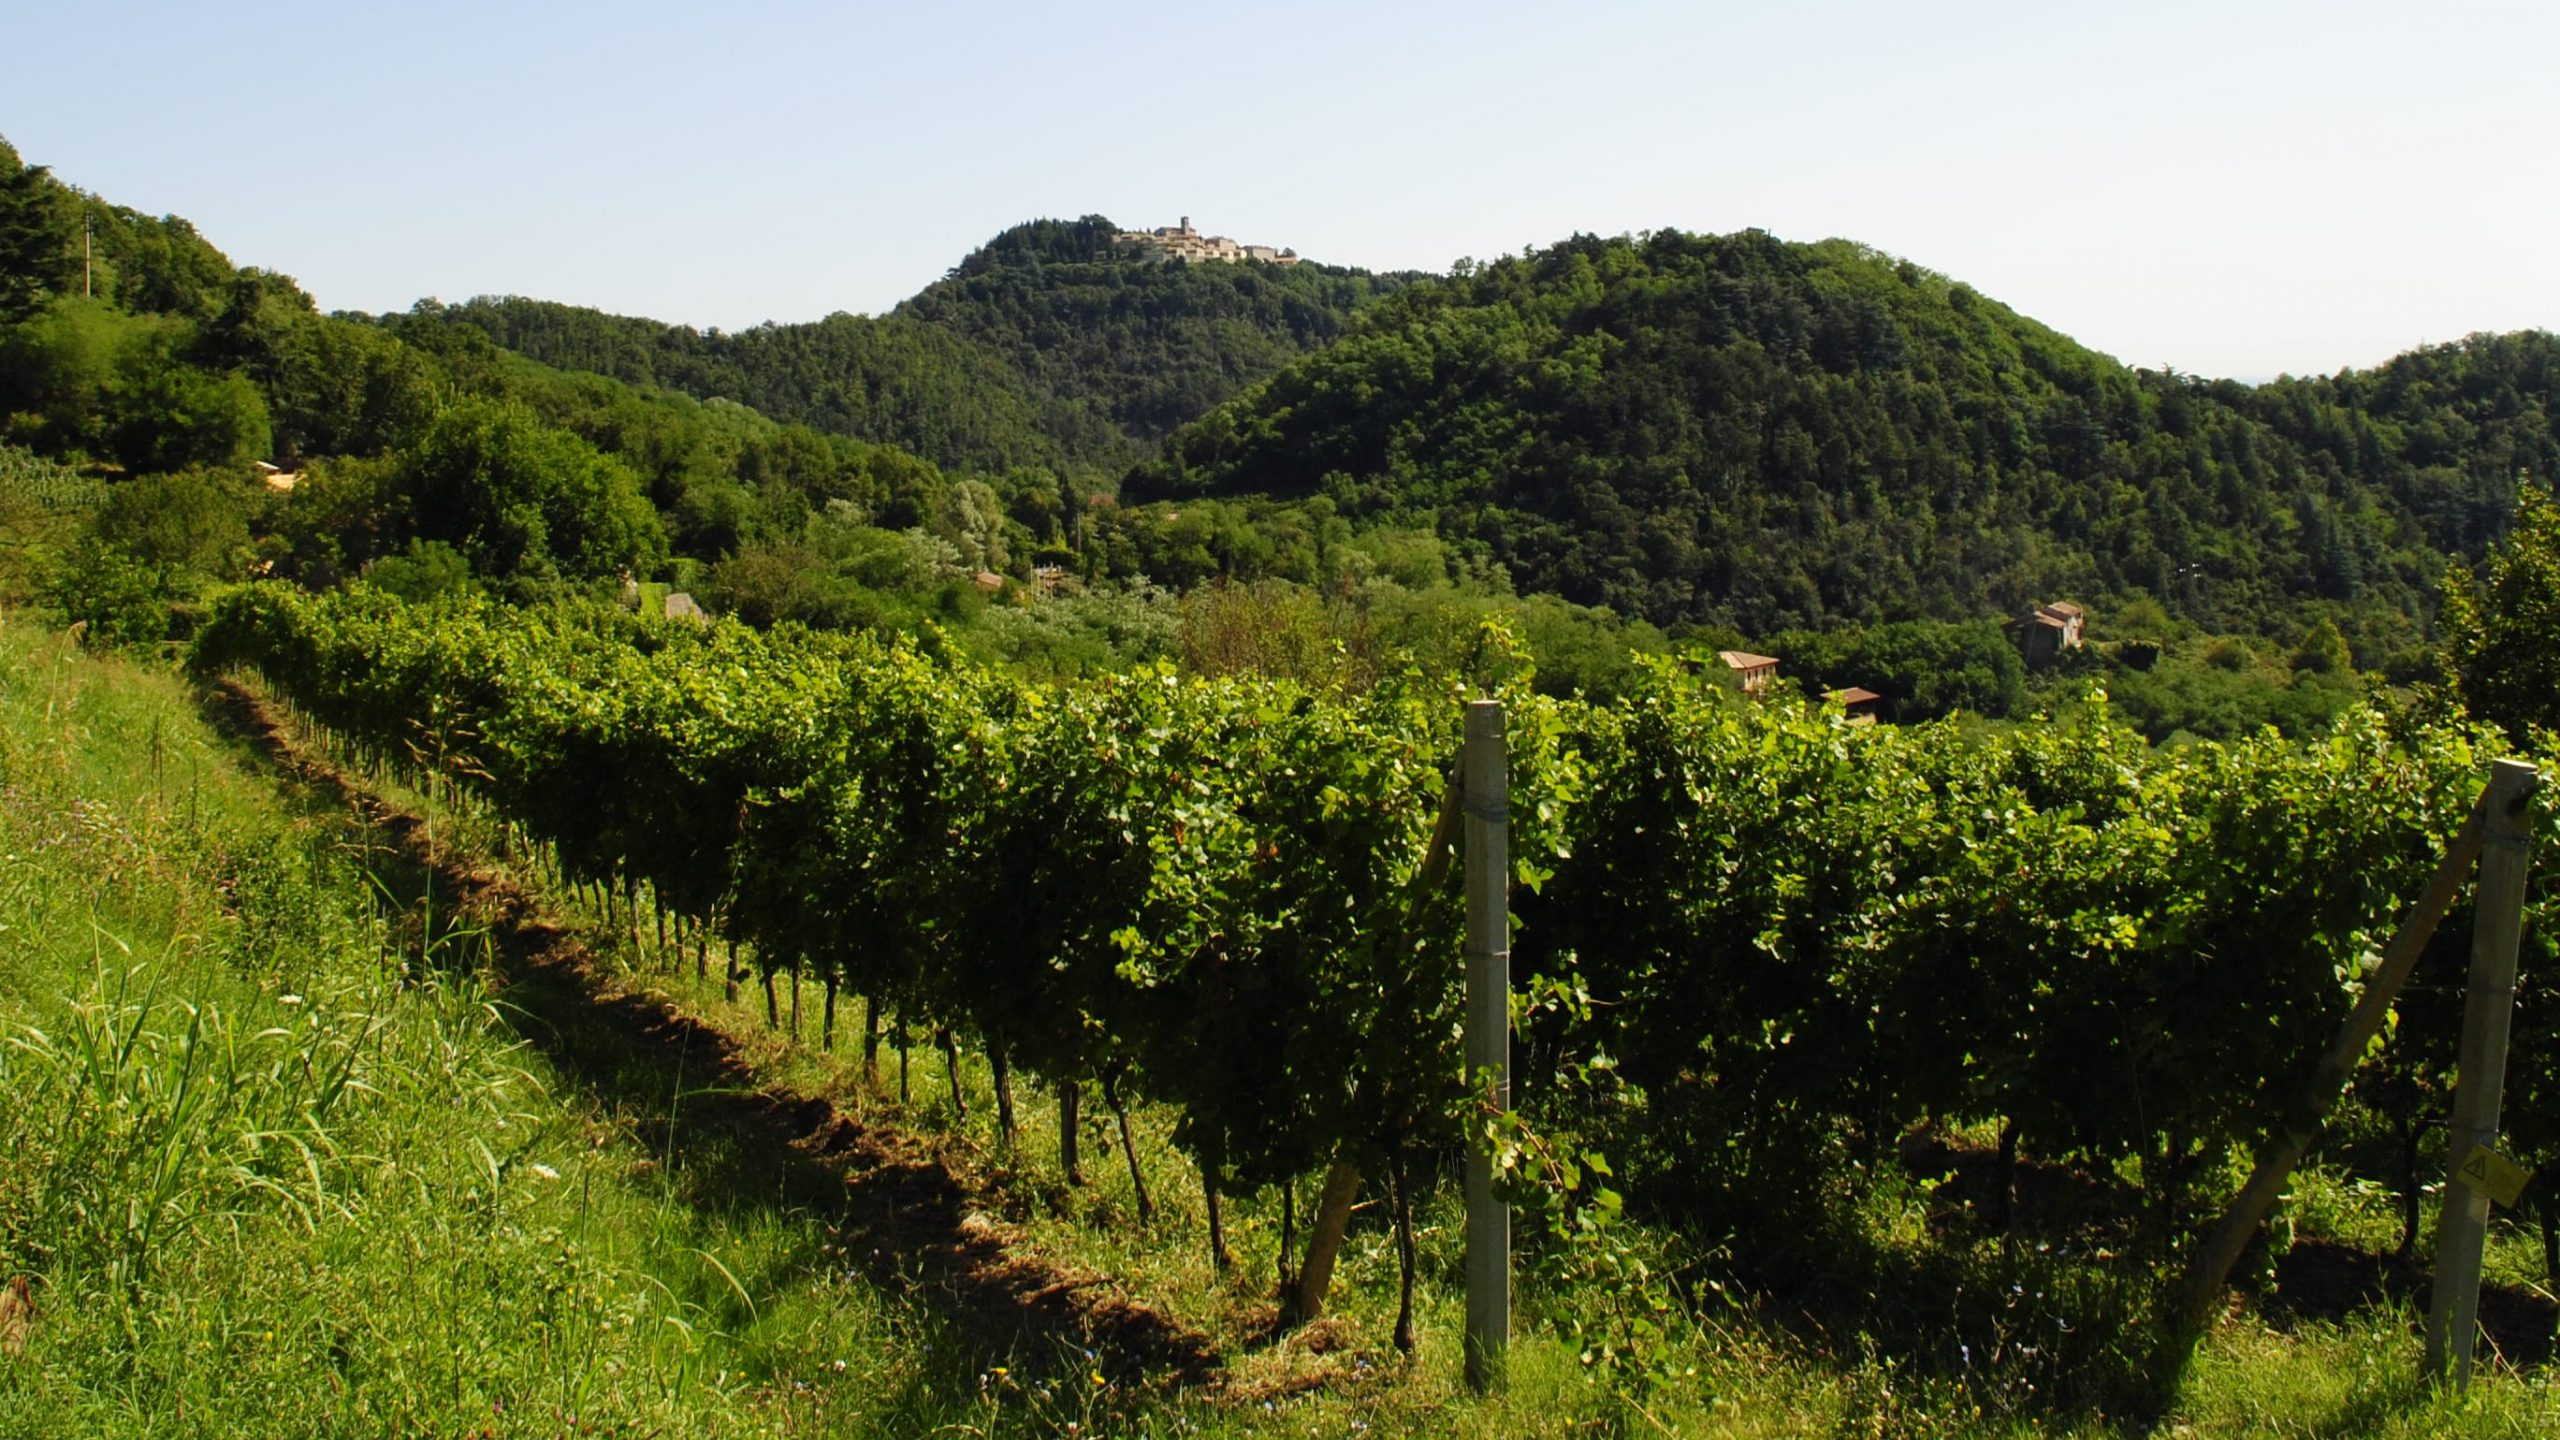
[1128,228,2560,635]
[894,217,1421,445]
[405,297,1100,479]
[0,136,1006,606]
[415,217,1420,479]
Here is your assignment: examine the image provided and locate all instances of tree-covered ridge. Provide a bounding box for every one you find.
[3,139,1464,677]
[895,216,1422,446]
[404,297,1100,478]
[0,136,1036,634]
[1129,229,2560,637]
[2242,331,2560,557]
[0,137,237,325]
[413,217,1419,479]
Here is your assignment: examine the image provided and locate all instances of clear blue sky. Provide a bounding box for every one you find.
[9,0,2554,380]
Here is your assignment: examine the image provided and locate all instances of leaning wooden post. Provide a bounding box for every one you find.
[2427,757,2541,1386]
[1462,699,1511,1392]
[2175,795,2488,1336]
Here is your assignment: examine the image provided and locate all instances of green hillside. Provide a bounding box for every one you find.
[0,136,1018,634]
[12,132,2560,728]
[414,217,1419,480]
[1128,229,2559,637]
[397,296,1099,478]
[896,216,1420,447]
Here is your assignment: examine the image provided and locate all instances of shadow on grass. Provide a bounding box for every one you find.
[2251,1238,2555,1368]
[1729,1205,2183,1429]
[193,677,1223,1389]
[1654,1130,2555,1433]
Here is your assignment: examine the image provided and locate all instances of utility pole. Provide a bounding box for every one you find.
[83,204,92,298]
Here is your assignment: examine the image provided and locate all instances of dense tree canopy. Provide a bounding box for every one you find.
[1128,230,2560,638]
[2445,483,2560,741]
[1766,618,2027,722]
[402,219,1419,481]
[899,217,1420,445]
[397,399,666,580]
[0,135,1003,616]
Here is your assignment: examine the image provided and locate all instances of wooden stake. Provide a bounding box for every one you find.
[2176,794,2489,1334]
[1206,1171,1231,1273]
[1285,759,1467,1326]
[1287,1159,1361,1323]
[941,1030,967,1118]
[1279,1180,1296,1295]
[1391,1146,1419,1353]
[2428,757,2541,1386]
[991,1043,1017,1147]
[1060,1080,1084,1184]
[1462,698,1510,1392]
[1105,1072,1151,1221]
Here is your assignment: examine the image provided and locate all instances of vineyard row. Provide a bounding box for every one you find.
[192,583,2560,1318]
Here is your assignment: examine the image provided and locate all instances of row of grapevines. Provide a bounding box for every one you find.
[196,581,2560,1295]
[1521,665,2560,1237]
[0,443,102,512]
[193,583,1584,1321]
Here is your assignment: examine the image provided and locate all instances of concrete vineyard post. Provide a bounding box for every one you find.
[1463,699,1510,1392]
[2426,757,2541,1386]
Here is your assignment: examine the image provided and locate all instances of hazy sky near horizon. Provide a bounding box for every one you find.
[8,0,2553,380]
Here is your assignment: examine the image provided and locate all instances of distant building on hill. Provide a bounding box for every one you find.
[1826,686,1882,724]
[1115,216,1300,266]
[1718,650,1782,694]
[2010,601,2085,665]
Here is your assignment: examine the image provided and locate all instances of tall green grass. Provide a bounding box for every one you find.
[0,620,1009,1434]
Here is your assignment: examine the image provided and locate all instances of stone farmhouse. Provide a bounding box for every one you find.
[1826,686,1883,724]
[1718,650,1782,694]
[2010,600,2086,666]
[1115,216,1300,267]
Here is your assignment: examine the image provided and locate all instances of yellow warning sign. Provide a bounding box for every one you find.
[2456,1144,2533,1208]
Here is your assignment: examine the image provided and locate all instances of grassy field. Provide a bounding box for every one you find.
[3,615,2559,1435]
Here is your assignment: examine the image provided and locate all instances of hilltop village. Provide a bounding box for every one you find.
[1114,216,1300,266]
